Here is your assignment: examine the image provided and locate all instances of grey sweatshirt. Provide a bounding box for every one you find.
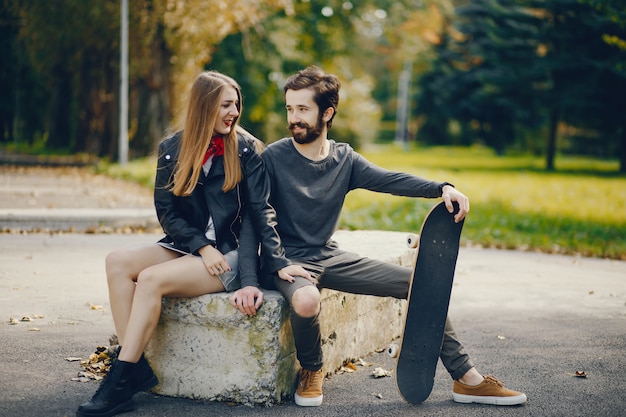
[262,138,446,260]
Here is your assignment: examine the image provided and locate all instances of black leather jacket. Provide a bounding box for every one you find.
[154,131,289,288]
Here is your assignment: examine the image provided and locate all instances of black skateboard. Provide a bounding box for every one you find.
[395,201,464,404]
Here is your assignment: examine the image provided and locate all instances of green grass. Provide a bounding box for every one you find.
[101,145,626,259]
[95,158,157,189]
[342,144,626,259]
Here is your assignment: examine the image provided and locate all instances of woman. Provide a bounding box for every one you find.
[76,71,309,417]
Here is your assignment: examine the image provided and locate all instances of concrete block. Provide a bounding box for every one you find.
[321,231,412,372]
[146,290,296,405]
[146,230,413,405]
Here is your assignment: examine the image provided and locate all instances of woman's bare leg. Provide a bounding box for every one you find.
[117,254,225,363]
[105,245,178,345]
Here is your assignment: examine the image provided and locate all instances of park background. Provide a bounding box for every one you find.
[1,0,625,259]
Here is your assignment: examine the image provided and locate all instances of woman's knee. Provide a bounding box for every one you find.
[105,249,135,284]
[134,267,165,296]
[291,286,321,318]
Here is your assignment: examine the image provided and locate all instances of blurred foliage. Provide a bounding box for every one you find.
[414,0,626,171]
[1,0,291,159]
[1,0,625,172]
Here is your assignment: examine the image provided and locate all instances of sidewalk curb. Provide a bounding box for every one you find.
[0,208,158,231]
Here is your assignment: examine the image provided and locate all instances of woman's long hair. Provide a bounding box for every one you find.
[170,71,243,196]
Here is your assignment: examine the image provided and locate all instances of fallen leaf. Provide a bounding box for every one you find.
[575,370,587,378]
[372,367,392,378]
[65,357,83,362]
[372,393,383,399]
[9,317,19,325]
[21,316,33,322]
[356,358,370,367]
[28,327,41,331]
[74,345,115,382]
[497,335,506,340]
[339,365,355,373]
[88,303,104,310]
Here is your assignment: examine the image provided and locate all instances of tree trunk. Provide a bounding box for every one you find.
[619,126,626,174]
[47,69,74,150]
[133,23,170,157]
[546,109,559,171]
[75,56,95,154]
[102,63,119,160]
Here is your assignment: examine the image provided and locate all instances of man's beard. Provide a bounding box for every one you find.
[289,117,325,145]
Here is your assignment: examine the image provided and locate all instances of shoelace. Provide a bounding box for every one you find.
[483,375,504,387]
[92,365,120,397]
[300,370,322,389]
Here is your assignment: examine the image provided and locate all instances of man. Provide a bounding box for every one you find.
[260,66,527,407]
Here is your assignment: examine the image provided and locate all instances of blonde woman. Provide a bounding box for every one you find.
[76,71,309,417]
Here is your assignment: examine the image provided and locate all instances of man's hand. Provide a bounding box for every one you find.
[441,185,470,223]
[277,264,315,284]
[229,285,264,316]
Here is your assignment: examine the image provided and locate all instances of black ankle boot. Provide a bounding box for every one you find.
[114,346,158,395]
[132,354,158,394]
[76,360,135,417]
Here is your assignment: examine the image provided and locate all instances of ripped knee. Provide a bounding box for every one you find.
[291,286,321,318]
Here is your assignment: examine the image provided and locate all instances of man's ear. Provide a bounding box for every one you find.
[322,107,335,122]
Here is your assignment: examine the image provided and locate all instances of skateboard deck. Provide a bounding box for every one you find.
[395,201,464,404]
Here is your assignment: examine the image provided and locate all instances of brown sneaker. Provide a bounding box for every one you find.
[294,368,324,406]
[453,375,527,405]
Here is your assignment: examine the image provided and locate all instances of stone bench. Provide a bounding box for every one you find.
[145,230,413,405]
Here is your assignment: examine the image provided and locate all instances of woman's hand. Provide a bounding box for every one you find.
[198,245,231,277]
[230,286,264,316]
[277,264,315,284]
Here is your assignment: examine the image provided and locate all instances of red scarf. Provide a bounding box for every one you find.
[202,136,225,165]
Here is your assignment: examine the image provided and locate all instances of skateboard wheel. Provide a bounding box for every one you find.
[406,234,419,248]
[387,343,400,358]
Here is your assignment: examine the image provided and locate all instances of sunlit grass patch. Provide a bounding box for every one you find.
[341,193,626,259]
[343,144,626,259]
[96,157,157,189]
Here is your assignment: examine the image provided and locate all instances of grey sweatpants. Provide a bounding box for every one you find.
[272,250,474,380]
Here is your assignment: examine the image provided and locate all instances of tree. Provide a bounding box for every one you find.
[209,1,385,147]
[11,0,120,155]
[4,0,292,159]
[577,0,626,172]
[527,0,626,170]
[209,1,448,148]
[414,0,626,170]
[416,0,546,153]
[122,0,294,157]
